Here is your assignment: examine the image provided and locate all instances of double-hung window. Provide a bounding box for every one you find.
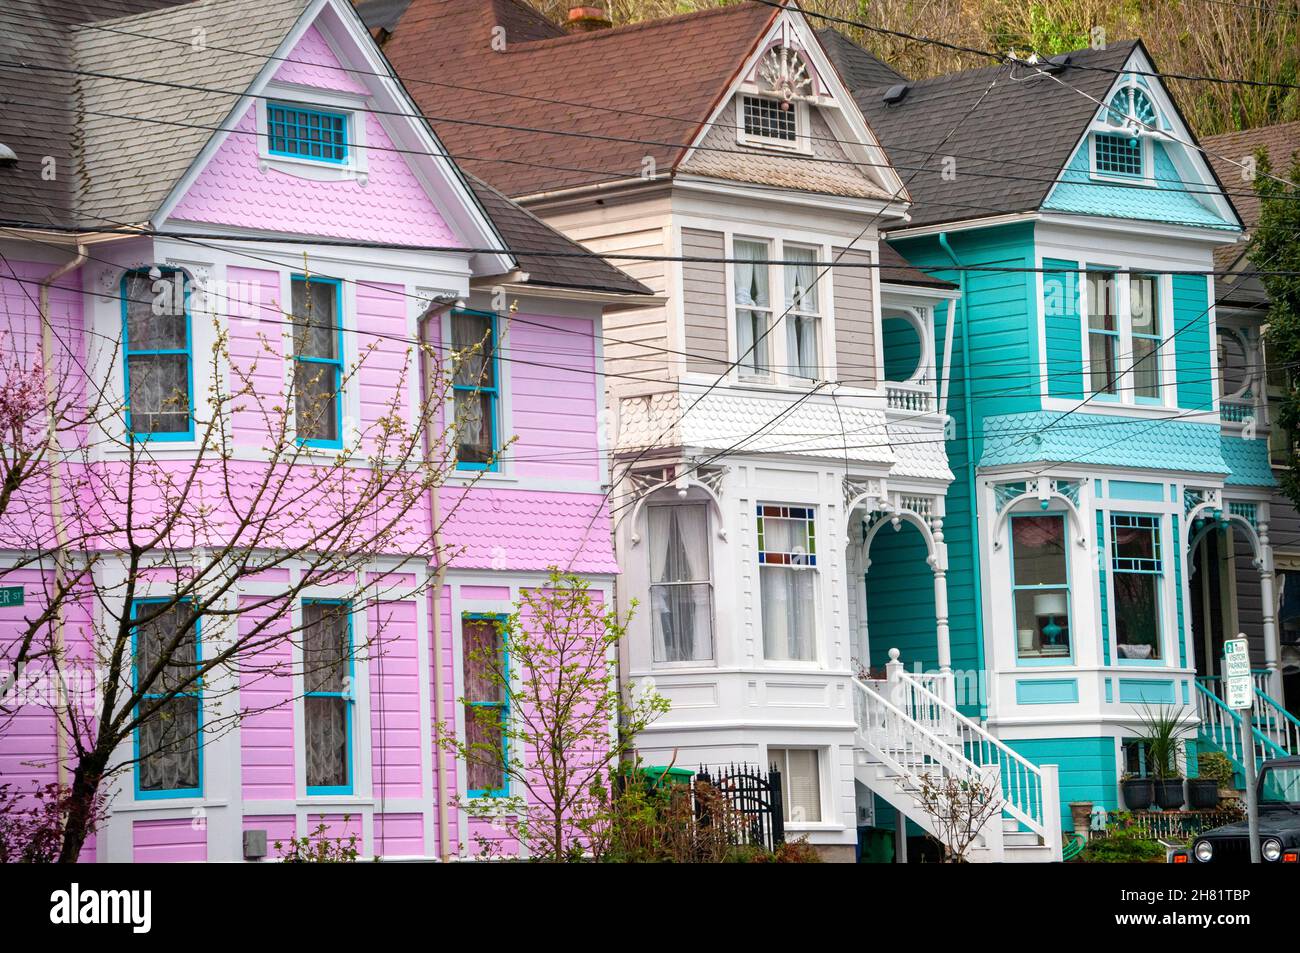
[267,102,348,163]
[1129,274,1161,401]
[757,505,817,661]
[132,599,201,798]
[291,276,343,447]
[1087,271,1120,397]
[123,268,192,439]
[769,747,821,823]
[303,600,353,795]
[648,502,714,663]
[451,310,500,470]
[462,614,508,797]
[733,239,773,379]
[784,246,821,380]
[1112,514,1164,661]
[1010,514,1071,660]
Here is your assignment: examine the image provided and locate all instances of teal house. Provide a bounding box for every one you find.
[825,35,1290,835]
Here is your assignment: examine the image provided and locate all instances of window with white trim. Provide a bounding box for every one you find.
[742,96,797,143]
[1010,514,1071,660]
[757,504,817,661]
[784,245,821,380]
[1086,270,1166,403]
[1091,86,1158,180]
[267,102,348,163]
[734,239,774,379]
[648,501,714,663]
[769,747,822,823]
[303,600,353,794]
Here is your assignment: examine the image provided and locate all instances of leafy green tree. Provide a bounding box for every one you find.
[1251,150,1300,507]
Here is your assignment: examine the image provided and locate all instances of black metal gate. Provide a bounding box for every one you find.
[693,763,785,851]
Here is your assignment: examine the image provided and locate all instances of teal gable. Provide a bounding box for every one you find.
[1043,138,1236,230]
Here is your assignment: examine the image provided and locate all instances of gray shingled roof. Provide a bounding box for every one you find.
[815,28,907,90]
[825,34,1139,229]
[0,0,647,296]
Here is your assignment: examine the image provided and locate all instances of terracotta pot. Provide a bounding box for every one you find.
[1069,801,1094,836]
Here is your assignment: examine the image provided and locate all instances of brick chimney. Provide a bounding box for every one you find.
[565,6,612,32]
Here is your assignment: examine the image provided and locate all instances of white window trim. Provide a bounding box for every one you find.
[1082,268,1175,407]
[765,744,828,827]
[1087,83,1160,188]
[754,503,820,666]
[727,235,832,388]
[735,94,812,155]
[255,87,370,184]
[646,498,717,669]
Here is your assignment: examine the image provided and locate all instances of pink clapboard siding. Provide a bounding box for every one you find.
[307,813,364,853]
[505,313,601,482]
[225,266,286,447]
[239,597,296,801]
[355,280,413,441]
[133,817,207,862]
[430,586,458,850]
[169,103,458,246]
[374,813,423,857]
[439,488,618,574]
[245,815,297,857]
[368,599,422,800]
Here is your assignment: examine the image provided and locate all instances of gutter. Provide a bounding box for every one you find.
[938,232,988,717]
[39,244,87,795]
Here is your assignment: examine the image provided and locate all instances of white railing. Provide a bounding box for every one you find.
[853,651,1062,860]
[885,381,934,413]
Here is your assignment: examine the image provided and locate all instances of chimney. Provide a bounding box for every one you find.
[565,6,612,33]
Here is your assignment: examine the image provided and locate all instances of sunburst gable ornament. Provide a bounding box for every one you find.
[757,46,813,105]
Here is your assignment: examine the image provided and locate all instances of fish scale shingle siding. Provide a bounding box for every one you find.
[833,246,876,387]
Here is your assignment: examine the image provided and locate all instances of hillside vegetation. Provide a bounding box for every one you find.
[535,0,1300,136]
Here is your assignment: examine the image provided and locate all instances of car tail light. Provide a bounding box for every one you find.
[1283,852,1299,863]
[1172,853,1189,864]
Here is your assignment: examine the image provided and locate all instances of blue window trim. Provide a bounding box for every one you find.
[1009,512,1075,667]
[1110,512,1167,666]
[122,268,195,442]
[463,612,510,799]
[131,597,203,800]
[303,598,355,797]
[266,102,349,164]
[291,275,345,450]
[451,309,501,473]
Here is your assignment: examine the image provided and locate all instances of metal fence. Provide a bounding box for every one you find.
[693,763,785,851]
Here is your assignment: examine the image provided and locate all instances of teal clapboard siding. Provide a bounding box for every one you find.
[865,521,938,671]
[1005,736,1118,831]
[1042,258,1083,399]
[891,224,1041,716]
[882,314,923,382]
[1173,273,1212,411]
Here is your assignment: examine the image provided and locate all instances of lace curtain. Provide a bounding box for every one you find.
[648,503,713,662]
[134,603,200,792]
[304,603,351,789]
[124,271,189,435]
[452,313,494,463]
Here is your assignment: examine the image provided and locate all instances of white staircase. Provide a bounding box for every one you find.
[852,650,1062,863]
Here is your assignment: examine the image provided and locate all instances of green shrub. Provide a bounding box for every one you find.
[1196,751,1236,788]
[1080,828,1167,864]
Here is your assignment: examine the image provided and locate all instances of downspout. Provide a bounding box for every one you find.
[937,233,987,716]
[419,307,450,861]
[39,244,87,795]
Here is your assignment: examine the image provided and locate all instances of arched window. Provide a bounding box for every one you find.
[1093,86,1158,179]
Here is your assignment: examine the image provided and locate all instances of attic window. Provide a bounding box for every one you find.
[742,96,797,143]
[1091,85,1159,180]
[267,103,348,163]
[1095,133,1143,177]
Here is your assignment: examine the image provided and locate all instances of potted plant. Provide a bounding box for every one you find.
[1121,772,1154,810]
[1195,751,1237,804]
[1135,704,1193,811]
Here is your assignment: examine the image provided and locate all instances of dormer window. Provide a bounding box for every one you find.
[1090,85,1159,182]
[742,95,797,143]
[267,103,348,163]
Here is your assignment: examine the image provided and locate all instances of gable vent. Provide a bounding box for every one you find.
[882,83,911,105]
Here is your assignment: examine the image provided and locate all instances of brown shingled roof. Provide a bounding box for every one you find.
[373,0,778,198]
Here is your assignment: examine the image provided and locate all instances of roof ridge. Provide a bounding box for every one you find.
[509,0,771,51]
[854,38,1141,92]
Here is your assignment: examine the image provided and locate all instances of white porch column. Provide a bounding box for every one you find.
[931,518,954,706]
[1258,518,1283,699]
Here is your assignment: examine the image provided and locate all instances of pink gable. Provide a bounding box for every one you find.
[271,24,369,95]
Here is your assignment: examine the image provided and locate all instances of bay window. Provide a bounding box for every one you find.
[123,268,192,439]
[1112,514,1164,661]
[303,600,353,794]
[733,239,773,379]
[769,747,821,823]
[291,275,343,447]
[648,502,714,663]
[132,600,201,798]
[1010,514,1071,660]
[462,614,508,797]
[758,505,817,661]
[784,246,821,380]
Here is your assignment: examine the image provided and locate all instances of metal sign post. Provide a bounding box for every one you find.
[1224,637,1261,863]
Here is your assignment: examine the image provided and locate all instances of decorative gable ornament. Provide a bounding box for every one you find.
[757,46,814,105]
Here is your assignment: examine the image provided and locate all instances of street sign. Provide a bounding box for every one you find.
[0,586,22,608]
[1224,637,1255,710]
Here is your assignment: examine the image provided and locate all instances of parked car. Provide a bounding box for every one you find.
[1170,757,1300,863]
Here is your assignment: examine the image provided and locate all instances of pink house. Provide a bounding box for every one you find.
[0,0,645,861]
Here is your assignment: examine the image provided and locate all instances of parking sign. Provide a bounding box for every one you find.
[1224,637,1254,710]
